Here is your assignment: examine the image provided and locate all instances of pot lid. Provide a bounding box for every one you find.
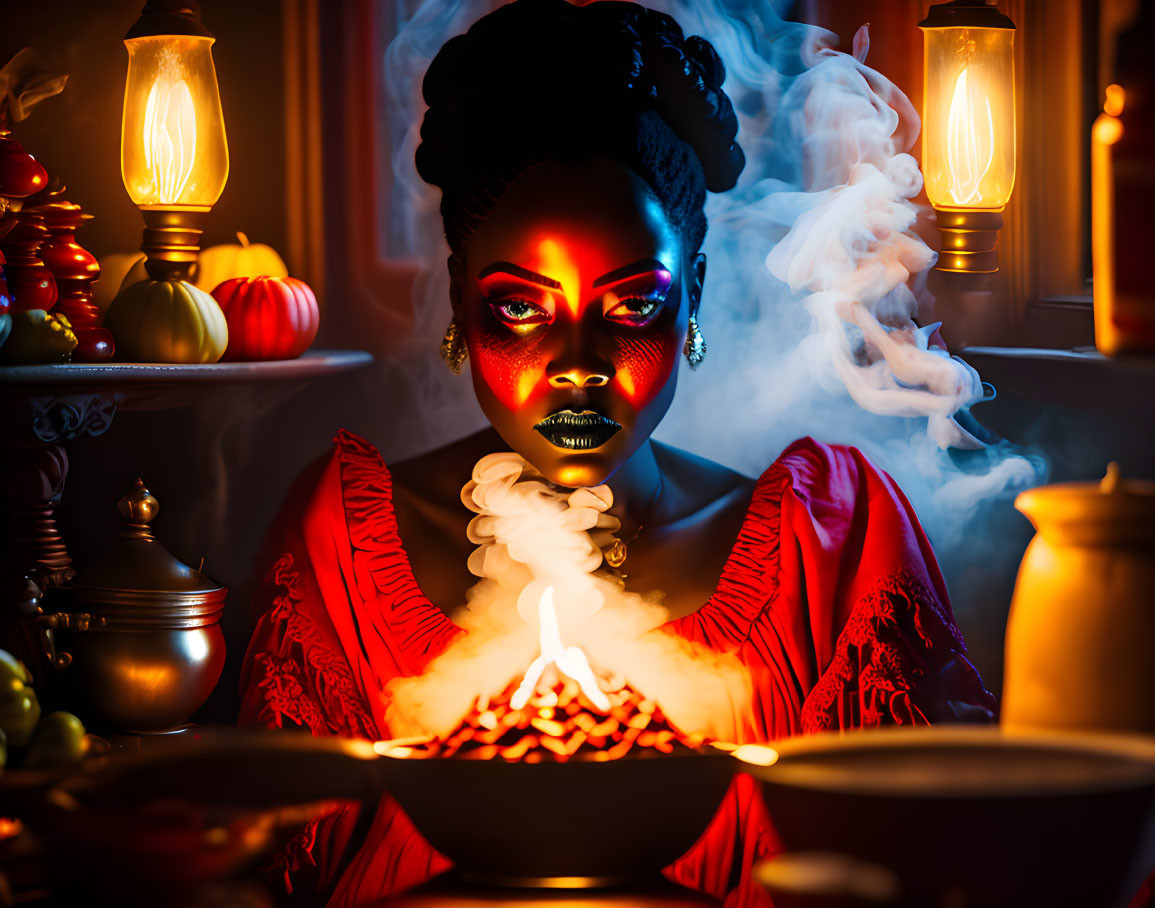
[73,479,224,595]
[1015,463,1155,543]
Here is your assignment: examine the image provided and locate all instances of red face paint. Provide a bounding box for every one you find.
[458,159,692,488]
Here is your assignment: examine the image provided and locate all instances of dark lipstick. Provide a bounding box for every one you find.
[533,409,621,450]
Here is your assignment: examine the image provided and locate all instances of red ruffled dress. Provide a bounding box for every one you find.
[239,430,995,906]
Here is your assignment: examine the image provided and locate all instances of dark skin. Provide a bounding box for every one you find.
[391,159,755,621]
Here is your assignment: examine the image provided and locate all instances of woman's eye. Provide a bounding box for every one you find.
[489,298,550,326]
[605,296,663,325]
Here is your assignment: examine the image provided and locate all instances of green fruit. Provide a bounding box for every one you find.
[0,676,40,748]
[0,309,78,363]
[0,650,29,685]
[25,711,86,770]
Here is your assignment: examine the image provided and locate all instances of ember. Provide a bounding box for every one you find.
[386,673,706,763]
[378,586,710,762]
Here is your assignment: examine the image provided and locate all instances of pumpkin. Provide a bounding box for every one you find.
[213,276,319,361]
[194,232,287,294]
[92,253,148,314]
[105,279,228,364]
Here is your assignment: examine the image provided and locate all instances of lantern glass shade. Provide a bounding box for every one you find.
[921,25,1015,212]
[120,34,229,210]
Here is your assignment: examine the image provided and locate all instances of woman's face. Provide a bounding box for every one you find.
[455,158,702,489]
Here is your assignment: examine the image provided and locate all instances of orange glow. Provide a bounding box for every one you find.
[921,26,1015,212]
[121,35,228,209]
[514,368,538,407]
[617,369,637,400]
[511,586,610,711]
[946,64,995,206]
[1092,88,1125,354]
[1104,84,1125,118]
[142,72,197,204]
[535,237,581,317]
[0,818,22,840]
[731,744,780,767]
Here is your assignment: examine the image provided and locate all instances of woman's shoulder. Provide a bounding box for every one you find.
[756,436,901,513]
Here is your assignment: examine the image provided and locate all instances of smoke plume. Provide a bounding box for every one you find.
[386,455,752,740]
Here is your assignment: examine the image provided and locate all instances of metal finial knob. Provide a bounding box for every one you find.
[118,478,159,532]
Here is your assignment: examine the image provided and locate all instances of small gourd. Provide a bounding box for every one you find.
[213,275,319,361]
[105,279,228,364]
[195,232,288,294]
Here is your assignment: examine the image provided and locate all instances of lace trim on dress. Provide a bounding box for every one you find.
[252,553,375,738]
[800,567,962,732]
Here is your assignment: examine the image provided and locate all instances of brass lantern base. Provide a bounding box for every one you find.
[933,208,1003,274]
[140,207,210,282]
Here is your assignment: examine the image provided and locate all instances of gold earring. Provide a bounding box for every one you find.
[684,314,706,370]
[440,317,468,374]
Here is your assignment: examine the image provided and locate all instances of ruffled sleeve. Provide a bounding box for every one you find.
[664,438,994,907]
[668,436,994,737]
[238,430,461,901]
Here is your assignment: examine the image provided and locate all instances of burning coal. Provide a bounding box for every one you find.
[382,672,706,763]
[382,587,708,762]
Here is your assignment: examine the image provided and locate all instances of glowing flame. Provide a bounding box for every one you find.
[945,65,995,206]
[511,586,611,711]
[142,73,197,205]
[1104,84,1125,118]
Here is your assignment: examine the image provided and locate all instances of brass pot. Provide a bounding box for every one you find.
[54,480,226,733]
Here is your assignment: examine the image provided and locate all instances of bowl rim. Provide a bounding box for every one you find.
[733,725,1155,798]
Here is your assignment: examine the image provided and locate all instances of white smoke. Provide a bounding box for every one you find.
[386,455,752,740]
[376,0,1045,550]
[645,0,1045,546]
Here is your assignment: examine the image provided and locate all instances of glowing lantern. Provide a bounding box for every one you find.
[119,0,228,283]
[920,1,1016,274]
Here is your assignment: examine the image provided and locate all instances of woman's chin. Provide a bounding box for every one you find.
[550,455,618,489]
[522,445,623,489]
[489,421,631,489]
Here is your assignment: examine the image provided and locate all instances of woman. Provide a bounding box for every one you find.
[240,1,995,904]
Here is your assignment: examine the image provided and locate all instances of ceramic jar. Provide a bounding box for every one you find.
[1003,464,1155,734]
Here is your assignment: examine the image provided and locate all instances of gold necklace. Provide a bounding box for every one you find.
[603,470,665,572]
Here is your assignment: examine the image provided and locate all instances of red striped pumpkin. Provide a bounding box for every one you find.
[212,276,319,361]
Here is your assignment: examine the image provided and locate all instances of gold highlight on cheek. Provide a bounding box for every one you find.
[616,368,637,402]
[515,368,539,407]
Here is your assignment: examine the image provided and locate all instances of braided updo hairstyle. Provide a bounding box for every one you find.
[416,0,745,264]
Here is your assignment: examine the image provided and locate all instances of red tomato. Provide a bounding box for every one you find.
[212,275,320,361]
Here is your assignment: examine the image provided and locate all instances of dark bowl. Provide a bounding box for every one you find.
[738,726,1155,908]
[378,750,735,885]
[20,728,386,900]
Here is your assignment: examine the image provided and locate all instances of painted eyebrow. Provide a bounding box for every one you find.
[592,259,671,289]
[477,262,562,289]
